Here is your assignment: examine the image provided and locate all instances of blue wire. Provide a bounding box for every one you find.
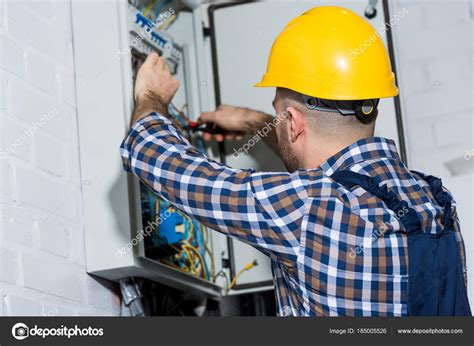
[167,105,188,127]
[154,0,173,18]
[195,136,207,154]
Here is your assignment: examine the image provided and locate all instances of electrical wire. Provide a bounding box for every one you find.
[181,246,196,274]
[146,100,217,283]
[214,270,230,292]
[154,195,160,223]
[179,212,195,242]
[202,226,215,281]
[183,243,207,279]
[169,102,190,125]
[151,205,212,282]
[161,260,187,273]
[159,205,213,281]
[143,0,157,16]
[229,260,258,290]
[160,13,177,30]
[182,214,213,280]
[154,0,173,18]
[168,245,191,272]
[193,220,208,277]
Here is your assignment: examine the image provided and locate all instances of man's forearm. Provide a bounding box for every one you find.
[131,92,169,126]
[132,99,282,157]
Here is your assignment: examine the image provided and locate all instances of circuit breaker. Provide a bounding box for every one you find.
[72,0,404,297]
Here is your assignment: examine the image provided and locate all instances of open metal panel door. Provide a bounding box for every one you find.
[209,0,405,292]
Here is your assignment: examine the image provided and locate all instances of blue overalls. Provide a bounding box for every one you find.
[331,170,472,316]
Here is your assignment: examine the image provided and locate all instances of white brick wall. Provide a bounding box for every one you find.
[391,0,474,304]
[391,0,474,172]
[0,0,119,316]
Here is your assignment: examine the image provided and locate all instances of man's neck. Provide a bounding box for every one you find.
[301,136,370,169]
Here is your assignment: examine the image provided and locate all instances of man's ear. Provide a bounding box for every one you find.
[287,106,305,142]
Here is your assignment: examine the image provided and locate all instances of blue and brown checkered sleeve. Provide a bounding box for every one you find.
[120,113,308,261]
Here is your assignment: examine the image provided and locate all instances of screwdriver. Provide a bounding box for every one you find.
[187,122,225,135]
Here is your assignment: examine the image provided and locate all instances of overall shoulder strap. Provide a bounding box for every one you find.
[331,170,420,234]
[410,171,454,230]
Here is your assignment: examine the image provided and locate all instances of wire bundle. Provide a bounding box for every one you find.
[143,0,178,30]
[163,212,216,282]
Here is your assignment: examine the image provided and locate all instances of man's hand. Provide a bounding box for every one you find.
[132,53,180,125]
[199,105,271,142]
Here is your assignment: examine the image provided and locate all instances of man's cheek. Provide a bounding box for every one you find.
[275,123,284,141]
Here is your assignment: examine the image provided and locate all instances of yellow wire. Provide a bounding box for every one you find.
[201,225,215,281]
[181,246,196,274]
[169,244,194,273]
[161,260,191,274]
[183,243,205,278]
[229,260,258,290]
[183,244,206,279]
[161,210,212,281]
[160,13,177,30]
[154,199,160,223]
[143,0,156,16]
[187,216,195,242]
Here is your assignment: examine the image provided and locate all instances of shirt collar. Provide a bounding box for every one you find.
[319,137,401,175]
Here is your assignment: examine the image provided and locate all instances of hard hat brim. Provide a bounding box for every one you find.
[254,73,399,101]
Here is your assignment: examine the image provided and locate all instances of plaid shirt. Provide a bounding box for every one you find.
[121,113,466,316]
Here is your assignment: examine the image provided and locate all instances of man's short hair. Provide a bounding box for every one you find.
[277,88,377,139]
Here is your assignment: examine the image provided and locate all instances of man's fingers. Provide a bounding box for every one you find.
[202,133,221,142]
[144,53,168,73]
[145,52,160,66]
[153,54,171,73]
[158,57,169,72]
[199,111,217,123]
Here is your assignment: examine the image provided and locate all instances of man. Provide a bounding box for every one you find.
[121,6,471,316]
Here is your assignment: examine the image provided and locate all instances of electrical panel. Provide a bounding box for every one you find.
[128,5,219,288]
[72,0,404,298]
[127,8,182,73]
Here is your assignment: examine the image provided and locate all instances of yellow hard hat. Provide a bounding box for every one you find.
[255,6,398,100]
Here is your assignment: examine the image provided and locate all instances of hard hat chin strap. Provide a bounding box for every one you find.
[302,95,380,124]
